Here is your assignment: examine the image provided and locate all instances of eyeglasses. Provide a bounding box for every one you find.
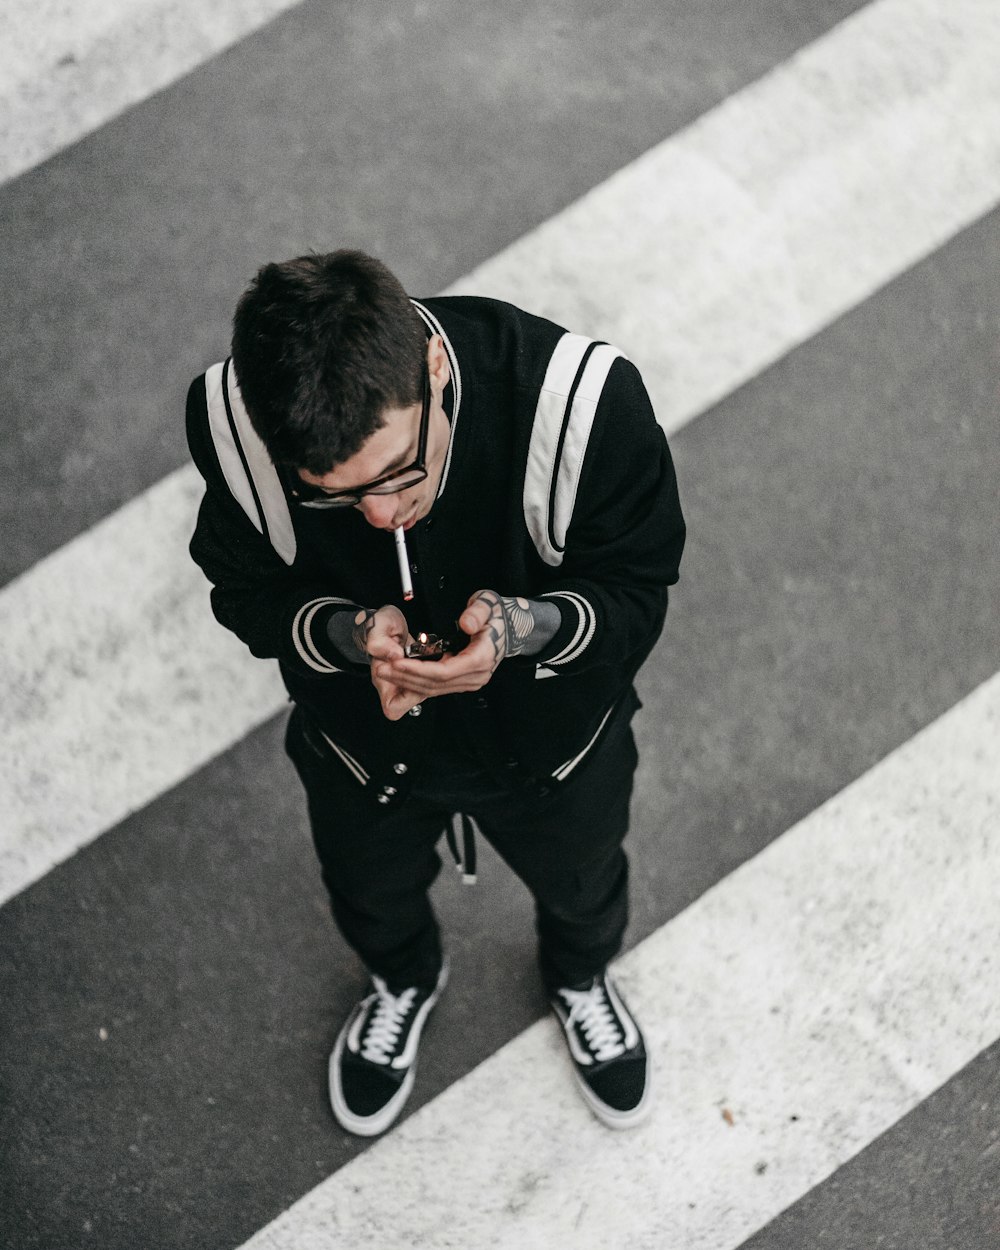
[291,369,431,509]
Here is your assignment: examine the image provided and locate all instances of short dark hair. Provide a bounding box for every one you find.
[231,250,427,473]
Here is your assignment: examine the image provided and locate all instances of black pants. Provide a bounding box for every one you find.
[285,698,639,993]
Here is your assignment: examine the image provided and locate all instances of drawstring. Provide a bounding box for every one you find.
[445,812,480,885]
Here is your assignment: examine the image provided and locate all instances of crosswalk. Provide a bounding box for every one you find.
[2,1,998,1247]
[243,674,1000,1249]
[4,0,997,908]
[1,0,302,183]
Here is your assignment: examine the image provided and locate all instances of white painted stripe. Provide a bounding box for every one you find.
[0,468,287,900]
[239,671,1000,1250]
[449,0,1000,438]
[0,0,303,185]
[2,0,999,904]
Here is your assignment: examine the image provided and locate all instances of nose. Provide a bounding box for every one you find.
[357,495,399,529]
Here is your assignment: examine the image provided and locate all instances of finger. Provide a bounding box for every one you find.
[379,669,493,698]
[366,605,409,650]
[459,590,496,637]
[367,625,410,662]
[367,636,407,661]
[383,672,490,697]
[373,668,440,697]
[382,692,423,720]
[373,675,423,720]
[379,650,486,687]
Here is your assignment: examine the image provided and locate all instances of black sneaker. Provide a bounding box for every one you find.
[550,970,652,1128]
[329,960,448,1137]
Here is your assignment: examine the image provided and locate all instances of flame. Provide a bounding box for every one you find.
[418,632,428,644]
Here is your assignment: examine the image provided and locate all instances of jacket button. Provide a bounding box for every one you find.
[474,696,488,709]
[382,785,397,796]
[437,575,446,589]
[408,704,423,717]
[393,763,408,775]
[505,757,519,769]
[377,794,391,805]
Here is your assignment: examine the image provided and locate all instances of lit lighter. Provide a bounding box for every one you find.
[405,632,450,661]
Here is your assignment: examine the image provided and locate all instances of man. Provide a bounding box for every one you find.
[186,250,685,1136]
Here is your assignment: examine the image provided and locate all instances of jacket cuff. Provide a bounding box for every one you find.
[529,590,598,675]
[290,598,362,674]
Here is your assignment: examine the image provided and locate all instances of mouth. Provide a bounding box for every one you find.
[384,506,419,533]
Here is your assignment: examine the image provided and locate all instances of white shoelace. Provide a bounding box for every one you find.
[359,979,418,1065]
[561,982,625,1062]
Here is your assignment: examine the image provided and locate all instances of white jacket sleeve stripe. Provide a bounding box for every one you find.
[541,590,597,666]
[204,359,298,566]
[523,334,625,567]
[292,597,355,674]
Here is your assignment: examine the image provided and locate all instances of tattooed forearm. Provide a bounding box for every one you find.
[499,596,536,657]
[325,607,376,666]
[469,591,507,670]
[352,608,377,660]
[469,591,561,666]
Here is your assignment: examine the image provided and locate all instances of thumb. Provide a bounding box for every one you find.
[459,592,492,637]
[362,606,407,660]
[367,633,404,660]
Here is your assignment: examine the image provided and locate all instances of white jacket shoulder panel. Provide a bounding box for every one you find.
[523,334,626,568]
[204,359,297,566]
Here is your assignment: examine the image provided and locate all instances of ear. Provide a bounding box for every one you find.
[427,334,451,397]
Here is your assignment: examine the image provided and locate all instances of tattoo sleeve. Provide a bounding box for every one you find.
[470,591,561,667]
[352,608,377,660]
[325,607,376,666]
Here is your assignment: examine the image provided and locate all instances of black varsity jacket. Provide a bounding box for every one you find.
[186,296,686,807]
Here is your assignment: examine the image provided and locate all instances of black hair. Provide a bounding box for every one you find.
[231,250,427,472]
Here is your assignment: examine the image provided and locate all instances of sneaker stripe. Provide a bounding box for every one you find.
[391,989,444,1070]
[329,961,449,1135]
[551,999,596,1068]
[604,976,639,1051]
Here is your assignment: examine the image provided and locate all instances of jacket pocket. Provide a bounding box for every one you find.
[549,687,640,782]
[298,713,371,786]
[550,703,617,781]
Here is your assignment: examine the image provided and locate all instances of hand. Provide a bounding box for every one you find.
[354,606,424,721]
[372,589,532,700]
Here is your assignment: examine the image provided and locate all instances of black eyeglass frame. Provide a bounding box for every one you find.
[290,368,431,509]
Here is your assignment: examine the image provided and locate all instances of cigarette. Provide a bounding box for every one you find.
[394,526,414,601]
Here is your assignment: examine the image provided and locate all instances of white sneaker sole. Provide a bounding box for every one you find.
[329,960,449,1137]
[571,1054,654,1130]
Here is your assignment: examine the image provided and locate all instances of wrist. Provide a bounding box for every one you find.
[326,607,374,667]
[506,595,560,657]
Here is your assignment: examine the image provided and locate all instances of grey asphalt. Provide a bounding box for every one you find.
[744,1039,1000,1250]
[0,0,865,588]
[1,3,998,1248]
